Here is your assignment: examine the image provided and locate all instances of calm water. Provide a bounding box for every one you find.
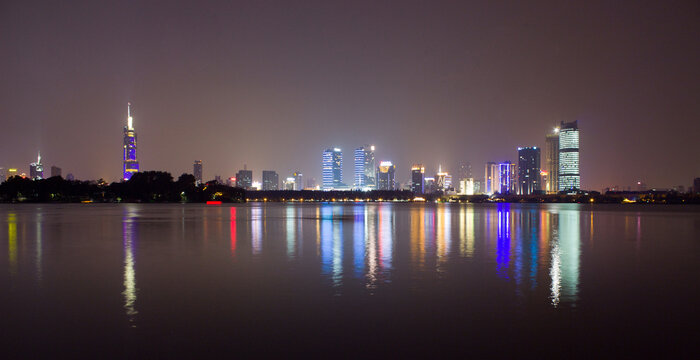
[0,203,698,357]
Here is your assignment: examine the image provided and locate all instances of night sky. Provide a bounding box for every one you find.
[1,0,698,189]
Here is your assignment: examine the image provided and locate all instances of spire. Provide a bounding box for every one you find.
[127,102,134,130]
[37,151,41,164]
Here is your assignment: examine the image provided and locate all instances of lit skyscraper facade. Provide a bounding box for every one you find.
[485,162,499,195]
[293,171,303,191]
[262,170,279,190]
[518,147,541,195]
[29,152,44,180]
[558,120,580,191]
[322,148,343,190]
[235,169,253,189]
[123,102,139,181]
[499,161,515,194]
[545,129,559,193]
[193,160,203,185]
[411,164,425,193]
[353,145,376,190]
[376,161,395,190]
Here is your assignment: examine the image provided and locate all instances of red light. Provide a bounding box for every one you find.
[206,201,222,205]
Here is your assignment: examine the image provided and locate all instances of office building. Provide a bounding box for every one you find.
[485,162,499,195]
[293,171,303,191]
[50,166,62,178]
[411,164,425,193]
[354,145,376,190]
[499,161,515,194]
[459,178,475,195]
[123,102,139,181]
[29,153,44,180]
[376,161,395,190]
[558,120,580,191]
[424,177,436,193]
[693,178,700,194]
[283,177,296,190]
[262,170,279,190]
[518,147,541,195]
[235,169,253,189]
[322,148,343,190]
[545,128,559,193]
[193,160,203,185]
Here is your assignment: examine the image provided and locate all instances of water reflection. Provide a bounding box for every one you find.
[122,206,138,326]
[550,209,581,307]
[8,213,17,276]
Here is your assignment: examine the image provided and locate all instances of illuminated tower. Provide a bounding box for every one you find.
[354,145,376,190]
[322,148,343,190]
[498,161,515,194]
[484,162,499,195]
[411,164,425,193]
[558,120,580,191]
[123,102,139,181]
[193,160,203,185]
[376,161,395,190]
[29,152,44,180]
[545,128,560,193]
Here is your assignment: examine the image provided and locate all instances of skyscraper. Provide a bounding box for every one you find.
[50,165,62,178]
[545,128,560,194]
[485,162,499,195]
[499,161,515,194]
[293,171,303,191]
[518,147,541,195]
[322,148,343,190]
[376,161,395,190]
[123,102,139,181]
[29,152,44,180]
[193,160,203,185]
[354,145,376,190]
[411,164,425,193]
[235,169,253,189]
[262,170,279,190]
[558,120,580,191]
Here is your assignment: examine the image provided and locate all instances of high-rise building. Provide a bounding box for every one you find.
[458,162,472,181]
[293,171,303,191]
[235,169,253,189]
[558,120,580,191]
[353,145,376,190]
[545,128,560,194]
[193,160,203,185]
[518,147,541,195]
[123,102,139,181]
[411,164,425,193]
[283,177,295,190]
[262,170,279,190]
[50,165,62,178]
[322,148,343,190]
[693,178,700,194]
[424,177,436,193]
[29,153,44,180]
[499,161,515,194]
[435,165,450,191]
[65,173,74,181]
[485,162,499,195]
[376,161,395,190]
[459,178,475,195]
[0,168,5,181]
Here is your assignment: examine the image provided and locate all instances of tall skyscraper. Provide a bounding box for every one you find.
[354,145,376,190]
[293,171,303,191]
[558,120,580,191]
[545,128,560,194]
[322,148,343,190]
[499,161,515,194]
[518,147,541,195]
[411,164,425,193]
[693,178,700,194]
[262,170,279,190]
[50,165,62,178]
[123,102,139,181]
[235,169,253,189]
[193,160,203,185]
[376,161,395,190]
[485,162,499,195]
[29,152,44,180]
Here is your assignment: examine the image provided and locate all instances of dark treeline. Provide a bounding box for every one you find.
[0,171,245,203]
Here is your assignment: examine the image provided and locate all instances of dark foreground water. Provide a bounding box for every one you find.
[0,203,698,358]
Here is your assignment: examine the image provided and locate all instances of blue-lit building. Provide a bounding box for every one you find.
[499,161,515,194]
[123,102,139,181]
[353,145,376,190]
[558,120,580,191]
[322,148,343,190]
[518,147,541,195]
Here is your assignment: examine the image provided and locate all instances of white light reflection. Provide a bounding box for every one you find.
[550,210,580,307]
[286,205,295,259]
[122,206,138,326]
[251,205,262,255]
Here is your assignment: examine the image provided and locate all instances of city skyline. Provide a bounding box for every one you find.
[1,1,698,190]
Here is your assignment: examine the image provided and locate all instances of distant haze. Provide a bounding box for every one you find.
[1,0,698,190]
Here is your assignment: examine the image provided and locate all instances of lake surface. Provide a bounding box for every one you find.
[1,203,698,357]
